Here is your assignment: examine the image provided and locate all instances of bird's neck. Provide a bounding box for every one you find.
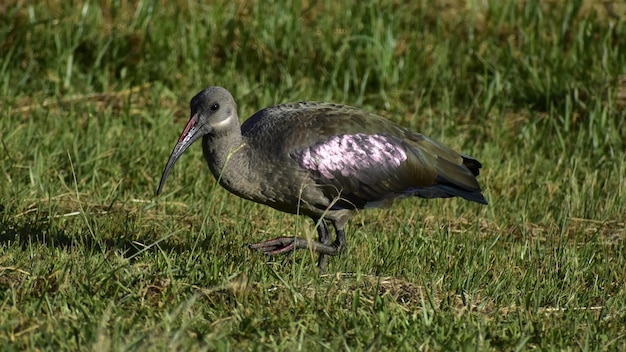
[202,130,252,189]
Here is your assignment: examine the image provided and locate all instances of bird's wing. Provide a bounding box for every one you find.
[290,131,443,209]
[246,102,486,208]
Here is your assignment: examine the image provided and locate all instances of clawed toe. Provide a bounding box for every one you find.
[248,233,345,271]
[247,237,296,255]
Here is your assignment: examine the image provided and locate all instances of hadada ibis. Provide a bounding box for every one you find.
[157,86,487,271]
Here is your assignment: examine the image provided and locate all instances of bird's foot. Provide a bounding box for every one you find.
[247,236,342,256]
[247,237,298,255]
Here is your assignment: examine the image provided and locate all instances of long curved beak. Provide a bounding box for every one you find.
[156,114,203,195]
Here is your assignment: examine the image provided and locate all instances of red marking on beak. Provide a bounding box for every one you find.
[178,114,197,143]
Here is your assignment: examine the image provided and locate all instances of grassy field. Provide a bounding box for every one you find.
[1,0,626,350]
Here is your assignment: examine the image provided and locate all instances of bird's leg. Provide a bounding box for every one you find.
[316,224,348,272]
[247,220,348,271]
[316,219,332,272]
[333,227,347,251]
[275,217,329,267]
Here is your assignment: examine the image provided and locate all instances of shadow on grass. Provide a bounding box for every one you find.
[0,213,199,260]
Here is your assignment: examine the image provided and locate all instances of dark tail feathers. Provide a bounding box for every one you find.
[461,155,482,176]
[409,184,488,205]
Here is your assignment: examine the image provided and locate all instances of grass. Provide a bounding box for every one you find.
[1,0,626,350]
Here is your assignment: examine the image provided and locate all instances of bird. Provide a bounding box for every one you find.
[157,86,487,271]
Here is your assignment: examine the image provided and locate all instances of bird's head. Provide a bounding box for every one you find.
[156,86,238,195]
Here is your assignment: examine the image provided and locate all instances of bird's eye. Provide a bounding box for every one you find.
[210,103,219,111]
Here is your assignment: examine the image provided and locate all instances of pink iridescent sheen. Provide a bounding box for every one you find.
[297,134,407,179]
